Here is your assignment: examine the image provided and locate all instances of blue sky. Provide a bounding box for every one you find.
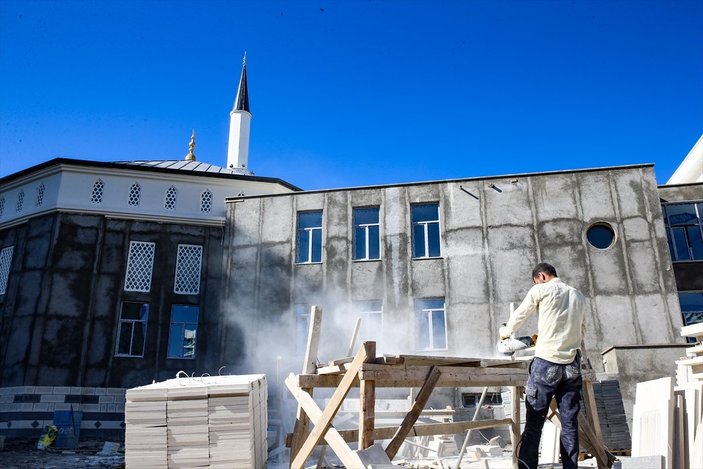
[1,0,701,190]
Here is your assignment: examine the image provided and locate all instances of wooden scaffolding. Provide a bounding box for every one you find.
[286,307,614,469]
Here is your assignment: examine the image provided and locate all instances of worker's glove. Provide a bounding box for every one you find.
[499,325,511,340]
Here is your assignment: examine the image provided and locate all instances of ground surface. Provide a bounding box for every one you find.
[0,441,124,469]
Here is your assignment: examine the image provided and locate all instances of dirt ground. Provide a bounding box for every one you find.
[0,440,125,469]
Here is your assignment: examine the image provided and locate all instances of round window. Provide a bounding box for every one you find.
[586,223,616,249]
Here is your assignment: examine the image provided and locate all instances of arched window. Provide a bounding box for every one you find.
[91,179,104,204]
[200,189,213,213]
[164,186,177,210]
[128,182,141,206]
[16,190,24,212]
[36,183,46,207]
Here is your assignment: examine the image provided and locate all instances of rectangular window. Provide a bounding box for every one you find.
[174,244,203,295]
[297,211,323,264]
[353,207,380,261]
[294,303,311,354]
[415,298,447,351]
[167,305,199,359]
[115,302,149,357]
[0,245,14,295]
[354,300,383,344]
[663,202,703,261]
[124,241,156,292]
[411,203,441,258]
[462,392,503,407]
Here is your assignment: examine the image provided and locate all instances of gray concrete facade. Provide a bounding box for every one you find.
[221,164,684,375]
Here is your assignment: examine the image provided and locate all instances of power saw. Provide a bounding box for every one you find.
[496,334,537,356]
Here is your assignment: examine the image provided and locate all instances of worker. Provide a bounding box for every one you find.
[499,262,586,469]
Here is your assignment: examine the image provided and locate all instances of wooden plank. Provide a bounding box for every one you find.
[291,342,373,469]
[358,343,376,450]
[360,364,529,387]
[510,386,520,469]
[347,317,362,356]
[681,322,703,339]
[582,376,604,452]
[284,374,363,469]
[385,366,442,460]
[289,305,323,466]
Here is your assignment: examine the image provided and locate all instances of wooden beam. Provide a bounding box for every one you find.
[385,366,442,460]
[289,305,323,466]
[510,386,521,469]
[284,373,363,468]
[291,342,373,469]
[359,343,376,450]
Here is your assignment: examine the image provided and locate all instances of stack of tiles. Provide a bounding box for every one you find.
[125,386,168,468]
[125,374,267,469]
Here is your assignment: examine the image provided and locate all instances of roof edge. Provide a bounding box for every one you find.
[225,163,656,202]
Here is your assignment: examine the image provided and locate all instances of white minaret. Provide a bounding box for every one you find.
[227,53,252,174]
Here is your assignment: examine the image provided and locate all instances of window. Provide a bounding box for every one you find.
[354,300,383,343]
[0,246,14,295]
[16,190,24,212]
[587,223,616,249]
[36,183,45,207]
[164,186,177,210]
[680,292,703,326]
[0,197,5,218]
[200,189,213,213]
[663,202,703,261]
[128,182,141,206]
[353,207,380,261]
[294,303,311,354]
[115,302,149,357]
[415,298,447,351]
[167,305,199,359]
[174,244,203,294]
[124,241,155,292]
[297,211,323,263]
[411,203,441,258]
[91,179,104,204]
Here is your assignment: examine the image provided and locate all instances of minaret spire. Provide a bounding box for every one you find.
[227,53,252,174]
[185,130,196,161]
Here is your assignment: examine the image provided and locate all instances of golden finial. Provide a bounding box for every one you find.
[185,130,196,161]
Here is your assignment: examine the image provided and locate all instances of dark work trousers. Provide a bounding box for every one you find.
[517,354,582,469]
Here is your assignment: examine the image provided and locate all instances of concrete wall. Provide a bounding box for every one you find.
[0,212,224,388]
[221,165,684,378]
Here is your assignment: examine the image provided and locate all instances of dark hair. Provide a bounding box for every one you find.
[532,262,557,279]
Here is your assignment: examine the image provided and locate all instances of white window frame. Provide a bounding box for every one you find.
[0,245,15,295]
[411,203,442,259]
[115,302,149,358]
[415,298,448,352]
[297,211,323,264]
[353,207,381,261]
[354,300,383,344]
[124,241,156,292]
[174,244,203,295]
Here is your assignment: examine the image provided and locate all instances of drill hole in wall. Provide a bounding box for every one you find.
[586,223,616,249]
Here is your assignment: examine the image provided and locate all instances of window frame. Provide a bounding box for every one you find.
[411,203,442,259]
[115,302,149,358]
[414,298,448,352]
[294,303,311,354]
[0,245,15,295]
[174,244,203,295]
[663,201,703,262]
[167,304,200,359]
[353,206,381,261]
[124,241,156,292]
[296,210,323,264]
[353,299,384,345]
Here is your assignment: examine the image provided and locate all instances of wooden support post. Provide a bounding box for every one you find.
[510,386,521,469]
[291,342,373,469]
[359,342,376,450]
[385,366,442,460]
[289,305,323,467]
[347,317,362,356]
[285,374,364,469]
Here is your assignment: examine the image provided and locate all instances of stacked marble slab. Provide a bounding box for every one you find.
[125,374,267,469]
